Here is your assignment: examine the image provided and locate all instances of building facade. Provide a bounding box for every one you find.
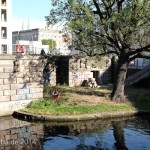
[0,0,12,54]
[12,28,68,53]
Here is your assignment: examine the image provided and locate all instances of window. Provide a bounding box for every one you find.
[1,27,7,39]
[1,9,7,22]
[1,44,7,53]
[1,0,6,6]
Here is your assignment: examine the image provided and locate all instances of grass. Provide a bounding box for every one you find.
[21,85,150,115]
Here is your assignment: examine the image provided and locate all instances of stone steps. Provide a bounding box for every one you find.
[125,65,150,86]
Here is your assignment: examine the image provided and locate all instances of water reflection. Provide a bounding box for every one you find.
[0,115,150,150]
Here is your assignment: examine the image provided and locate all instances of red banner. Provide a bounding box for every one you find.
[16,45,24,53]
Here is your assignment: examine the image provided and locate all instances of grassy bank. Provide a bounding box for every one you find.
[21,85,150,115]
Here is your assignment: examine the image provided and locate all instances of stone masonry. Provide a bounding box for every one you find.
[0,55,44,116]
[0,55,112,116]
[69,56,112,87]
[48,55,112,87]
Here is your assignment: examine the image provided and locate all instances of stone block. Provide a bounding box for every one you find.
[29,67,38,72]
[0,73,11,79]
[4,67,14,73]
[0,79,3,85]
[21,60,30,66]
[14,72,24,78]
[27,83,43,88]
[11,129,19,135]
[10,134,18,139]
[69,75,74,80]
[51,72,56,76]
[17,89,29,95]
[0,96,10,101]
[17,78,30,84]
[69,72,73,76]
[34,72,43,77]
[26,94,33,100]
[29,72,42,79]
[37,67,43,72]
[11,84,25,90]
[32,93,43,99]
[29,77,42,82]
[24,66,29,71]
[0,134,5,139]
[0,91,3,96]
[0,67,3,72]
[4,135,11,140]
[19,66,25,72]
[28,60,40,66]
[4,78,16,84]
[11,95,26,101]
[30,88,43,94]
[0,85,10,90]
[0,60,14,67]
[4,90,16,96]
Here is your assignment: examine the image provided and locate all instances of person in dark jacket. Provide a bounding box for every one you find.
[43,65,50,84]
[40,49,45,56]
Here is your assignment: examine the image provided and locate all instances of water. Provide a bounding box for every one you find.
[0,115,150,150]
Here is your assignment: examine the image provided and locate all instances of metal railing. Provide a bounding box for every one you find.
[128,59,150,69]
[12,44,79,56]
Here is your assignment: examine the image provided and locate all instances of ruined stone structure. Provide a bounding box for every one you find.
[0,55,112,116]
[0,55,44,116]
[51,55,112,87]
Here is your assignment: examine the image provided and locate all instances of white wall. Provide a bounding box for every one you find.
[0,0,12,54]
[15,40,49,54]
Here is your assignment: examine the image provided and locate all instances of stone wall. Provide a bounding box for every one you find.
[0,116,44,149]
[0,55,112,116]
[69,56,112,87]
[0,55,44,116]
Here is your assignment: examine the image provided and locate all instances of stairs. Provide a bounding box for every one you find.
[125,65,150,86]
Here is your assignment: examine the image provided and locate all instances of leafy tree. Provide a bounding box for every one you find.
[42,39,57,50]
[46,0,150,101]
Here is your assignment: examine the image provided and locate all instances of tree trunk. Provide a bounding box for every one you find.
[113,121,128,150]
[111,54,129,102]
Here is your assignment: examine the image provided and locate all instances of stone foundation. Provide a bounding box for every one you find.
[0,55,44,116]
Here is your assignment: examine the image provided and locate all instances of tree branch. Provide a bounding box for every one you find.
[117,0,125,13]
[129,53,140,62]
[102,0,115,18]
[99,33,121,52]
[93,0,104,21]
[128,44,150,56]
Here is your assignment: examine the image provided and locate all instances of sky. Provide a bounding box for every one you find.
[12,0,52,31]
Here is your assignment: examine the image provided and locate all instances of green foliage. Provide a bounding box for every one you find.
[42,39,57,50]
[23,102,135,115]
[46,0,150,56]
[22,86,150,115]
[45,0,150,101]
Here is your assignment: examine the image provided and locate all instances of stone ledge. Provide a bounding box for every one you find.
[13,110,150,122]
[0,55,16,60]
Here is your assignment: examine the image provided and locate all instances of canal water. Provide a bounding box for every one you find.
[0,114,150,150]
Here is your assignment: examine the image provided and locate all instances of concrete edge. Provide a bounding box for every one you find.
[13,110,150,122]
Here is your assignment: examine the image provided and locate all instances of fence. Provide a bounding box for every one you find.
[128,58,150,69]
[11,44,79,56]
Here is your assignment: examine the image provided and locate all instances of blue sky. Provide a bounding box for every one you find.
[12,0,51,21]
[12,0,53,30]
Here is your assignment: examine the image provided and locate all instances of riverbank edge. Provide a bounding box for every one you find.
[13,110,150,122]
